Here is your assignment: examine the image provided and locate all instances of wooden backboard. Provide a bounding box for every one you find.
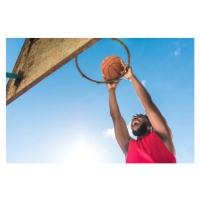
[6,38,101,105]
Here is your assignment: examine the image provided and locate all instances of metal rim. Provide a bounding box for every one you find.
[75,38,131,84]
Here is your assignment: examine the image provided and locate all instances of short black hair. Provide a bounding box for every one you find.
[132,114,151,126]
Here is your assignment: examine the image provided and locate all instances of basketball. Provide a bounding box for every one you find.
[101,55,125,81]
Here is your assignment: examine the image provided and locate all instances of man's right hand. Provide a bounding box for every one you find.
[105,79,122,90]
[121,59,134,80]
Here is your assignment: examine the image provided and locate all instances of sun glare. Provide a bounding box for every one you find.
[62,137,102,164]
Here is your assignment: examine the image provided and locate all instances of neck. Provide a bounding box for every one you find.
[137,130,151,140]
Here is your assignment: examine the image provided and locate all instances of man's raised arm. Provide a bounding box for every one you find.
[122,62,175,153]
[106,80,132,156]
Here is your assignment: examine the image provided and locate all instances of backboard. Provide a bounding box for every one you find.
[6,38,101,105]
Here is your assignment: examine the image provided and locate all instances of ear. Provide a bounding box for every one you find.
[148,125,153,132]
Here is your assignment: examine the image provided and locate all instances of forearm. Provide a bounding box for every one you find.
[129,73,171,137]
[108,89,121,119]
[108,88,131,155]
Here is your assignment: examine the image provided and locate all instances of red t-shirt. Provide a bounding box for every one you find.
[126,131,176,163]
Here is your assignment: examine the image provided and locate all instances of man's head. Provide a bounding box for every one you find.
[131,114,153,137]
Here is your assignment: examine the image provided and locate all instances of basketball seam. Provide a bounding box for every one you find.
[108,66,112,80]
[102,56,120,74]
[109,56,120,63]
[110,63,123,66]
[102,56,110,65]
[102,56,111,74]
[110,65,121,76]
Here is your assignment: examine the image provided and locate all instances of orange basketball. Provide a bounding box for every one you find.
[101,55,125,81]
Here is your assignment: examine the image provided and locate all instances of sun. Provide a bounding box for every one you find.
[62,137,102,164]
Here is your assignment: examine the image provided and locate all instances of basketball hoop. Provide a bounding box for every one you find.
[75,38,131,84]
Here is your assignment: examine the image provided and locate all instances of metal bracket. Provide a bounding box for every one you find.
[6,72,22,79]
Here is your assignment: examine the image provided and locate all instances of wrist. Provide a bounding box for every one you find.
[128,74,135,81]
[108,88,116,92]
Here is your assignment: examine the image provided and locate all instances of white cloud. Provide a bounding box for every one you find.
[103,122,133,139]
[127,122,132,136]
[141,80,146,87]
[103,128,115,138]
[174,48,181,56]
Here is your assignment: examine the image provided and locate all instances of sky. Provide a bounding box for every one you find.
[6,38,194,163]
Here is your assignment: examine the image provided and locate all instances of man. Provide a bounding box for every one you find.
[105,61,176,163]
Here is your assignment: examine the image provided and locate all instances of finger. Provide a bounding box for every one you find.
[102,76,110,87]
[121,59,129,71]
[103,75,108,83]
[116,79,122,84]
[115,78,121,82]
[120,59,125,67]
[123,65,127,73]
[125,64,130,72]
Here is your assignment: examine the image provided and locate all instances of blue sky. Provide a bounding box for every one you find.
[6,38,194,163]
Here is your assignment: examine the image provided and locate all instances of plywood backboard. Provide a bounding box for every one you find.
[6,38,101,105]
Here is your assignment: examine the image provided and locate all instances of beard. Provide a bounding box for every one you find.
[132,123,148,137]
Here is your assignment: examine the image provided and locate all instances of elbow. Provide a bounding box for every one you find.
[146,95,152,103]
[144,96,153,106]
[142,96,154,110]
[110,112,121,121]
